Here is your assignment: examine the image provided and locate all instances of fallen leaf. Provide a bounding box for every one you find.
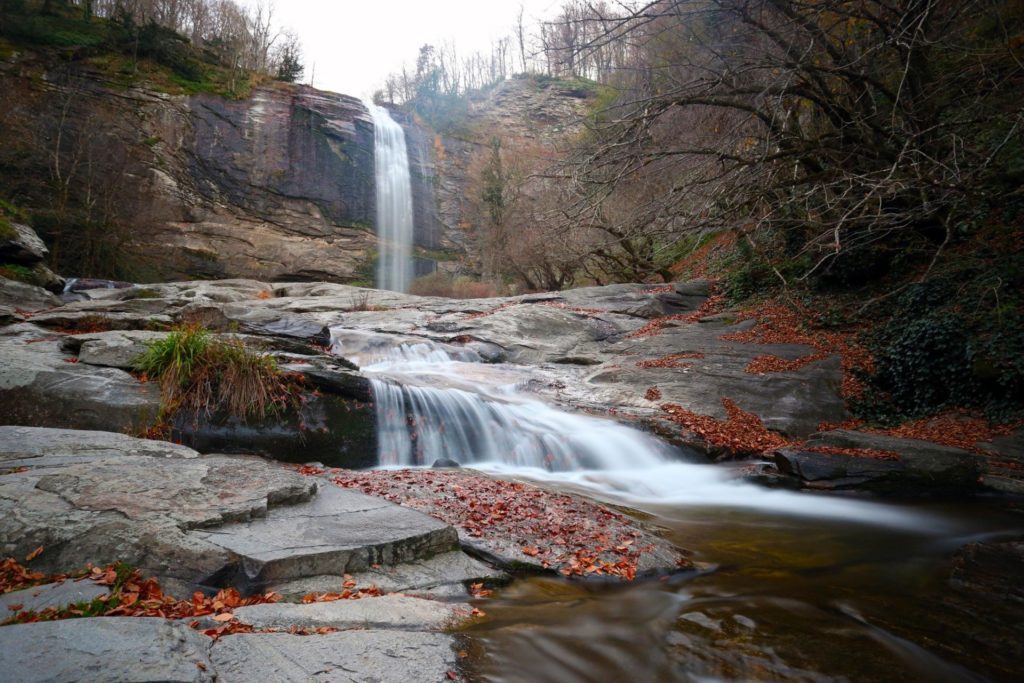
[212,612,235,622]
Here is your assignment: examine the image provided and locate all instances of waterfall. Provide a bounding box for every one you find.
[330,329,939,528]
[364,101,414,293]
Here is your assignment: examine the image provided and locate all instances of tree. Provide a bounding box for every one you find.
[551,0,1024,285]
[273,30,302,82]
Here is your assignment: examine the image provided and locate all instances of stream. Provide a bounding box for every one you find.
[331,331,1023,682]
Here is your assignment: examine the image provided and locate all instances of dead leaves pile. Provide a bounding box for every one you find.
[330,469,683,580]
[661,398,789,457]
[721,299,873,398]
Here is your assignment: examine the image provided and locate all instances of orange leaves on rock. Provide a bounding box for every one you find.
[721,298,872,398]
[3,559,279,638]
[292,464,326,476]
[868,411,1022,453]
[661,398,787,456]
[636,352,704,369]
[1,557,50,594]
[626,295,725,339]
[256,290,273,300]
[24,547,43,562]
[802,445,900,461]
[745,351,829,374]
[331,469,679,580]
[644,386,662,401]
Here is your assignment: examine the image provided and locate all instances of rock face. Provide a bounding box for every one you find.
[0,56,434,283]
[774,430,984,494]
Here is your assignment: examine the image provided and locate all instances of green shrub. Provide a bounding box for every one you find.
[135,325,301,423]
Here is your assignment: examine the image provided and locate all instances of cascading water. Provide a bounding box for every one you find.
[363,101,414,293]
[331,331,941,529]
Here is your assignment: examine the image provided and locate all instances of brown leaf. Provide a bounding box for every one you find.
[25,547,43,562]
[212,612,235,622]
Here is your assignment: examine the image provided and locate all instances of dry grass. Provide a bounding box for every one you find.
[134,325,301,423]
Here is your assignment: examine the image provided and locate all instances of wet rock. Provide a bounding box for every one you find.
[171,392,376,469]
[950,537,1024,603]
[774,430,984,494]
[209,630,457,683]
[188,485,459,588]
[0,617,215,683]
[63,277,133,292]
[231,594,466,631]
[433,458,461,468]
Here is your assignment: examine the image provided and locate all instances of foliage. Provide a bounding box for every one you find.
[134,324,302,423]
[409,272,504,299]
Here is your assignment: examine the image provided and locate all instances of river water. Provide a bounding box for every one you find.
[331,331,1023,682]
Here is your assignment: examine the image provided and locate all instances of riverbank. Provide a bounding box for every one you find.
[2,259,1023,680]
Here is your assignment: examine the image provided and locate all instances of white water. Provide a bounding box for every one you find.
[331,332,948,531]
[364,101,414,293]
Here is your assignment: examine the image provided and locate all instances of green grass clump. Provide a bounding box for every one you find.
[0,217,16,240]
[0,263,36,284]
[135,324,302,423]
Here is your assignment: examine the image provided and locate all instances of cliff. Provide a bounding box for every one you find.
[0,48,388,283]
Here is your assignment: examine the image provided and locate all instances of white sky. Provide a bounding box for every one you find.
[255,0,563,98]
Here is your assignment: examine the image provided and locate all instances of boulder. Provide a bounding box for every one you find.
[0,277,61,311]
[61,330,169,369]
[774,429,984,494]
[0,427,315,592]
[0,324,161,433]
[0,221,48,264]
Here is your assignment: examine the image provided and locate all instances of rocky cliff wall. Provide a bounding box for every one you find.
[0,53,412,283]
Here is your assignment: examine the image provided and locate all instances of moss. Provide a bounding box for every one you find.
[0,262,34,283]
[0,216,16,240]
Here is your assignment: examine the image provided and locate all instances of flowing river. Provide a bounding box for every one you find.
[332,331,1023,682]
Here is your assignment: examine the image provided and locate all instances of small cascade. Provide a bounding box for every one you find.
[363,101,414,293]
[330,329,942,529]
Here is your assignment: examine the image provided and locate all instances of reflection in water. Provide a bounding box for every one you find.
[468,505,1019,683]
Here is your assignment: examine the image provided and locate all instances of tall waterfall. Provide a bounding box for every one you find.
[364,101,414,293]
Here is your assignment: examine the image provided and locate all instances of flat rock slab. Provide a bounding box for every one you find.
[775,429,984,494]
[0,425,197,468]
[0,427,316,592]
[233,594,467,631]
[61,330,169,369]
[210,630,458,683]
[0,617,214,683]
[189,484,459,586]
[333,469,689,581]
[0,324,160,433]
[0,579,110,614]
[270,550,508,600]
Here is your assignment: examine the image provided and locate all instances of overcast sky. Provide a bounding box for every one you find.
[251,0,563,99]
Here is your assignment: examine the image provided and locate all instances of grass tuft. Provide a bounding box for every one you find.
[135,324,302,423]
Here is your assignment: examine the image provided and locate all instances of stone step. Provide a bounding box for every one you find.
[189,485,459,587]
[268,549,508,600]
[229,594,466,631]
